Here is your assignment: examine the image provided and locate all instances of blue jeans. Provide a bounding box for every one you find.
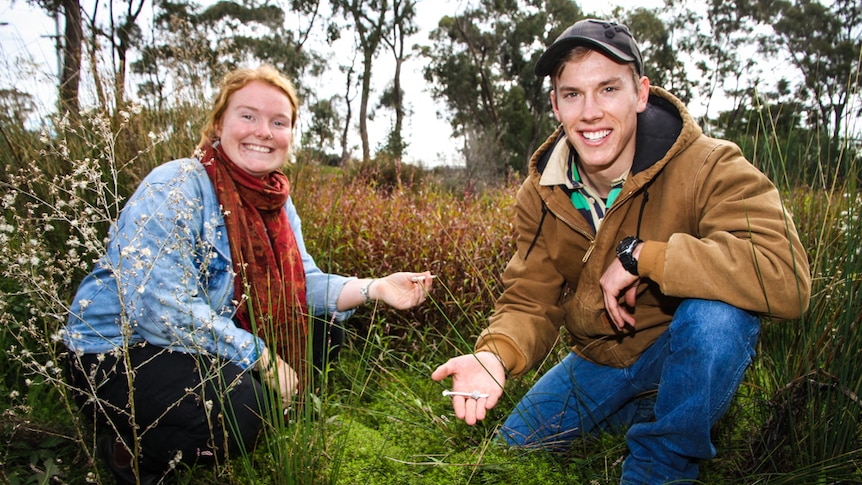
[500,299,760,484]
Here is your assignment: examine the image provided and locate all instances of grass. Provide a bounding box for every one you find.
[0,94,860,484]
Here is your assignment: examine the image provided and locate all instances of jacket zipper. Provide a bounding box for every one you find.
[533,185,641,265]
[582,240,595,263]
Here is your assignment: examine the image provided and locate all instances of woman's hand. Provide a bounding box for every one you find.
[368,271,435,309]
[337,271,435,310]
[256,347,298,409]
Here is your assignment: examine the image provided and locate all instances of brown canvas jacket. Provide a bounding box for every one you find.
[475,86,811,377]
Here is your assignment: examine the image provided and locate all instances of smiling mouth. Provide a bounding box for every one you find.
[582,129,611,141]
[244,144,273,153]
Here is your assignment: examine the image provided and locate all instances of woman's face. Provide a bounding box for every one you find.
[215,80,294,178]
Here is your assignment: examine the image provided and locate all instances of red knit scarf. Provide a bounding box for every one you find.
[198,142,308,379]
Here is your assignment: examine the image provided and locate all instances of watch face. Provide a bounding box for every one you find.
[617,236,636,256]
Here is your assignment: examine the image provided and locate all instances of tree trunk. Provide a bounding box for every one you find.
[359,49,372,163]
[59,0,82,114]
[392,52,404,157]
[340,62,356,167]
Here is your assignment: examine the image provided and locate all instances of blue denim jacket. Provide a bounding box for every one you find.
[63,158,355,369]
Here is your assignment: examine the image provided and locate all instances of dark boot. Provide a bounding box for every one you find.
[97,434,163,485]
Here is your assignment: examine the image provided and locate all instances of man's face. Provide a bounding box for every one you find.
[550,51,649,177]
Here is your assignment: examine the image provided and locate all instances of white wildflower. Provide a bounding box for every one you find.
[167,449,183,470]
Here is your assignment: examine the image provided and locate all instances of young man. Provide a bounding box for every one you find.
[432,18,810,484]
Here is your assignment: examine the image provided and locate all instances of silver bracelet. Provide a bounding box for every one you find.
[360,279,376,304]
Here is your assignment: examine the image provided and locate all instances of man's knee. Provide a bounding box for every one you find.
[673,299,759,337]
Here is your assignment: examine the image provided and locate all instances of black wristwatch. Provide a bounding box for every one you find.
[616,236,642,276]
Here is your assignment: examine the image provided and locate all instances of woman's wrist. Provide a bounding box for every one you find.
[255,347,269,372]
[359,278,377,304]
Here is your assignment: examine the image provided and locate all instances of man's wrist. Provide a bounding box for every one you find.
[480,351,508,375]
[616,236,642,276]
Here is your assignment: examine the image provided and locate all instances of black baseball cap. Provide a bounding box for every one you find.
[535,19,644,77]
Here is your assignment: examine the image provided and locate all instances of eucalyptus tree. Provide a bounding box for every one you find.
[377,0,417,159]
[703,0,860,183]
[616,7,692,104]
[27,0,83,114]
[305,97,341,158]
[337,58,359,166]
[659,0,761,133]
[131,0,212,109]
[73,0,147,111]
[132,0,328,110]
[332,0,390,163]
[757,0,861,145]
[667,0,860,147]
[60,0,83,113]
[421,0,582,177]
[202,0,327,80]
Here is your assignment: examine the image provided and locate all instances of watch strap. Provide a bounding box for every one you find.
[616,236,642,276]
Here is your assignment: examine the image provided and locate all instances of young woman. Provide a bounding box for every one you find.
[64,65,434,484]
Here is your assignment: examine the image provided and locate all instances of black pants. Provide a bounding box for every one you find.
[65,344,265,475]
[312,317,345,373]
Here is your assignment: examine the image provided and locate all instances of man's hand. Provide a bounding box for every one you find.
[431,352,506,425]
[600,242,644,330]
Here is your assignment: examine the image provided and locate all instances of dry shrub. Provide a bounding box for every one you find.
[287,164,519,351]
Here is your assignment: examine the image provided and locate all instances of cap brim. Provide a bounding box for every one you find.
[534,36,637,77]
